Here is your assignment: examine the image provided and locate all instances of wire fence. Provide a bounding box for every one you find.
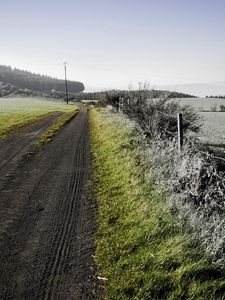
[119,97,225,143]
[156,110,225,164]
[117,97,225,184]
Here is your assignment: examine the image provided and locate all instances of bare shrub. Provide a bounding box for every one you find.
[101,87,201,138]
[124,97,202,139]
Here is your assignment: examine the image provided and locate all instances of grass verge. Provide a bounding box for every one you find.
[89,109,225,300]
[35,110,79,148]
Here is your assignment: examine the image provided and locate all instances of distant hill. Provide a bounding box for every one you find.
[158,82,225,98]
[0,65,85,95]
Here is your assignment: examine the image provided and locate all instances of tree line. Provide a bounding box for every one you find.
[73,89,196,102]
[0,65,84,94]
[206,95,225,99]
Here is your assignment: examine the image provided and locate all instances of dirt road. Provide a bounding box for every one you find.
[0,112,63,187]
[0,111,98,299]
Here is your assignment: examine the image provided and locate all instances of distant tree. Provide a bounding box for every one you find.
[219,105,225,112]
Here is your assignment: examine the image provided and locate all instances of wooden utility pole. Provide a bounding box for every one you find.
[63,62,69,104]
[177,113,183,152]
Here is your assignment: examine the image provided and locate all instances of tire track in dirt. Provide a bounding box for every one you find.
[0,110,98,299]
[38,122,87,300]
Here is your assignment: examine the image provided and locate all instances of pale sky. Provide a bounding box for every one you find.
[1,0,225,91]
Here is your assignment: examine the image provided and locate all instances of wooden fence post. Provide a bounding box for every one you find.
[119,97,124,113]
[118,97,121,112]
[177,113,183,152]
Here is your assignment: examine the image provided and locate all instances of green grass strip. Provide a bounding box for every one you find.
[0,97,77,139]
[35,110,79,148]
[89,109,225,300]
[0,112,58,139]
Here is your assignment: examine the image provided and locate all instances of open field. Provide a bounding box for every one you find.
[0,96,77,138]
[197,112,225,144]
[171,97,225,112]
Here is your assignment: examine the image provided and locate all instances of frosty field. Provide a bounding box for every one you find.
[171,98,225,145]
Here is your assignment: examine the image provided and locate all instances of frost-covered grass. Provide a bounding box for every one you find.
[90,109,225,300]
[0,96,77,138]
[139,134,225,267]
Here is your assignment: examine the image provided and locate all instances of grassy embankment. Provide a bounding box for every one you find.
[90,109,225,300]
[0,97,77,139]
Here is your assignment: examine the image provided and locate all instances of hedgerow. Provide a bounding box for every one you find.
[101,90,225,267]
[90,109,225,299]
